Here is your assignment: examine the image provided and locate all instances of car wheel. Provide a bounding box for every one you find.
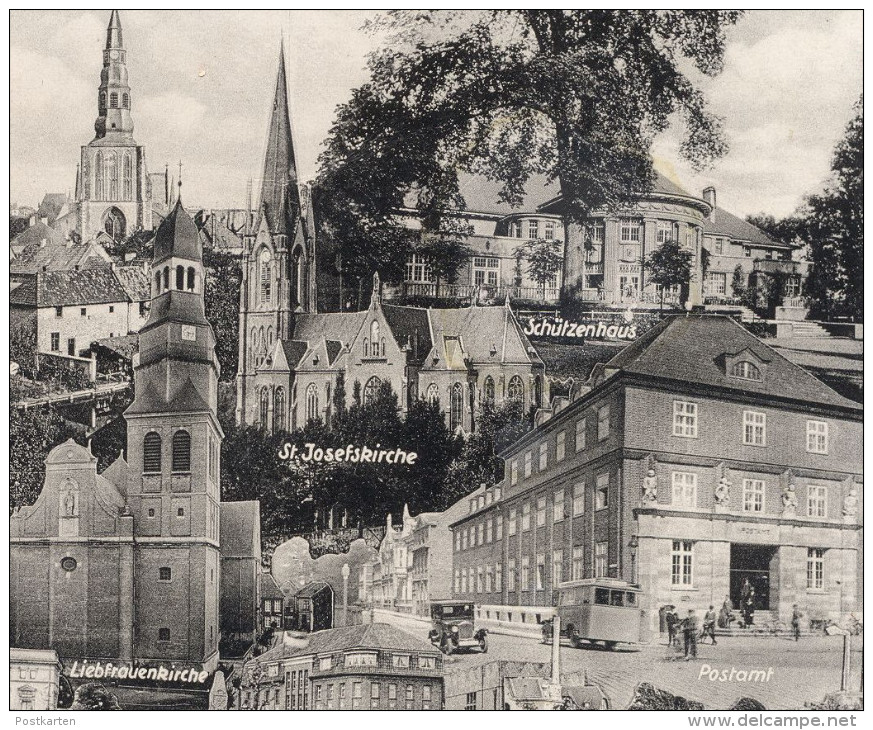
[479,637,488,653]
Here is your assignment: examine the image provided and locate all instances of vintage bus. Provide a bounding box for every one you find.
[543,578,646,650]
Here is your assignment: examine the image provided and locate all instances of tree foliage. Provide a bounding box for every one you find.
[221,380,463,534]
[10,405,79,512]
[203,250,242,380]
[518,238,563,297]
[71,683,121,711]
[317,10,740,285]
[643,239,693,307]
[803,97,863,321]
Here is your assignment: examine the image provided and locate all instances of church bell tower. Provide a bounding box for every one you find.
[77,10,152,243]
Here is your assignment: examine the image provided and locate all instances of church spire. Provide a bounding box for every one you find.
[94,10,134,140]
[256,41,299,235]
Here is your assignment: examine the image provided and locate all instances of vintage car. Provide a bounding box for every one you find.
[542,578,645,650]
[428,600,488,655]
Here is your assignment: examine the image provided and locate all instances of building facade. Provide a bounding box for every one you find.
[241,623,443,710]
[450,316,861,628]
[76,11,153,243]
[10,200,259,673]
[396,173,802,310]
[10,648,63,711]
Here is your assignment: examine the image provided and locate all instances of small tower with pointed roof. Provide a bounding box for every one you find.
[76,10,152,243]
[123,194,222,668]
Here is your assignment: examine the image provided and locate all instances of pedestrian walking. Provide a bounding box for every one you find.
[683,609,699,660]
[701,605,718,644]
[719,595,734,629]
[791,604,803,642]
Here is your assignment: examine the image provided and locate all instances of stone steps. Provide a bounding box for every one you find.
[786,321,831,337]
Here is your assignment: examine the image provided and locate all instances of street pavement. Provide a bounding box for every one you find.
[378,611,863,710]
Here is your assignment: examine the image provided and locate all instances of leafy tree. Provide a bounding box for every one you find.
[803,97,863,321]
[643,239,693,309]
[317,10,741,290]
[731,264,747,298]
[518,238,563,300]
[71,683,121,710]
[10,316,37,377]
[10,406,78,512]
[417,235,473,297]
[443,399,532,506]
[745,212,805,246]
[10,216,29,238]
[104,227,153,259]
[203,250,242,380]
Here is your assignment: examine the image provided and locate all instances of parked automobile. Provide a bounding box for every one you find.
[428,600,488,655]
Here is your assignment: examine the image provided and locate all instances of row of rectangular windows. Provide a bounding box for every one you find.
[312,682,434,710]
[455,542,610,594]
[457,469,835,555]
[510,405,611,486]
[456,476,608,552]
[508,402,831,491]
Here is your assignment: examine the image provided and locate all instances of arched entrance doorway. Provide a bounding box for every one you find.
[103,207,127,241]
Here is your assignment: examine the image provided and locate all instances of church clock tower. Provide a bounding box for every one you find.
[76,10,152,243]
[124,194,222,670]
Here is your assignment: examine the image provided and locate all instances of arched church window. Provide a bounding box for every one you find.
[259,249,272,306]
[259,387,270,428]
[534,375,543,408]
[106,152,119,201]
[274,387,286,432]
[171,430,191,472]
[305,383,319,422]
[155,271,162,294]
[143,432,161,473]
[103,207,126,241]
[508,375,524,402]
[162,267,170,291]
[122,92,130,109]
[187,267,195,291]
[251,327,259,368]
[122,154,132,199]
[426,383,439,406]
[110,92,118,108]
[176,266,185,290]
[258,327,265,365]
[94,152,104,200]
[370,321,380,356]
[363,376,381,406]
[483,376,495,405]
[381,338,386,356]
[450,382,463,431]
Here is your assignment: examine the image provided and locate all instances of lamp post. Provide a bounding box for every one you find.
[341,563,350,627]
[628,536,639,584]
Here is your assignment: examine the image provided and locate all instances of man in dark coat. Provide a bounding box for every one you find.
[701,605,718,644]
[683,609,699,660]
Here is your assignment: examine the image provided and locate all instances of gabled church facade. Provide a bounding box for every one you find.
[11,198,260,673]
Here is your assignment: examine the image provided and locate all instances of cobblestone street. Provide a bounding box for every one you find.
[379,611,863,710]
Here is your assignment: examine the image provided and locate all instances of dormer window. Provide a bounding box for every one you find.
[731,361,762,382]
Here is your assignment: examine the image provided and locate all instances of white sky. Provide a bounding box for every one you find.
[9,9,863,218]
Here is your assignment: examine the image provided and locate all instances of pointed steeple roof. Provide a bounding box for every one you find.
[107,10,123,49]
[153,198,202,264]
[257,42,299,235]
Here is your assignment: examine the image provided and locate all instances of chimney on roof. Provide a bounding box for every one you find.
[703,186,716,212]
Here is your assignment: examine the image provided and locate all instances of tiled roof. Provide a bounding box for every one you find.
[37,193,69,223]
[294,580,332,599]
[114,265,151,301]
[280,340,309,369]
[604,315,860,412]
[704,207,790,248]
[292,311,367,349]
[259,572,286,600]
[220,501,261,559]
[92,334,139,360]
[125,377,212,415]
[382,304,433,362]
[9,268,129,308]
[258,623,439,663]
[10,235,111,274]
[153,199,202,264]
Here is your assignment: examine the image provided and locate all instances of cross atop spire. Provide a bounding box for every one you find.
[256,41,299,235]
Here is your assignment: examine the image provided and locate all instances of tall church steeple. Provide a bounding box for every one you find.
[95,9,135,140]
[257,40,300,235]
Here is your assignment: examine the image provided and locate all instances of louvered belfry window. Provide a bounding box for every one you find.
[172,430,191,472]
[143,432,162,473]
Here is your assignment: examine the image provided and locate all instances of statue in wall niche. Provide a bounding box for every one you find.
[714,476,732,505]
[781,484,798,515]
[642,469,658,502]
[61,487,79,517]
[843,488,858,518]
